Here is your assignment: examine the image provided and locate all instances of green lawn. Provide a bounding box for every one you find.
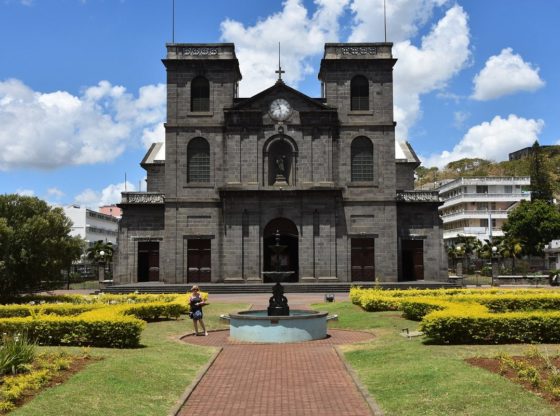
[312,302,560,416]
[11,302,248,416]
[9,300,560,415]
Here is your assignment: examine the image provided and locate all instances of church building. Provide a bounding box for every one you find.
[114,42,447,285]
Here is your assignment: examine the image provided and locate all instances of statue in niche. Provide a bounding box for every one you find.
[275,155,285,174]
[274,155,288,185]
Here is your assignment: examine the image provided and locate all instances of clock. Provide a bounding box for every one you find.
[269,98,291,121]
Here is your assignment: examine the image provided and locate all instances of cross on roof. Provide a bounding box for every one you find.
[276,42,285,82]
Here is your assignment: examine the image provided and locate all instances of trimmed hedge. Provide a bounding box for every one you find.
[350,286,560,344]
[0,294,195,348]
[420,310,560,344]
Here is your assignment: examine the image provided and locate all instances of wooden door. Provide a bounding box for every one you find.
[138,242,159,282]
[187,239,211,283]
[402,240,424,281]
[351,238,375,281]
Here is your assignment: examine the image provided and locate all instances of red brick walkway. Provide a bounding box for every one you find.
[177,329,376,416]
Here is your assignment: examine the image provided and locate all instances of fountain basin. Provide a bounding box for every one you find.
[228,310,330,343]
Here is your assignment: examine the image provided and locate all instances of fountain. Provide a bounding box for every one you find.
[223,229,336,343]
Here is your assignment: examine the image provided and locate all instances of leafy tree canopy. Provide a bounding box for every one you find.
[0,194,84,300]
[502,200,560,256]
[529,141,554,202]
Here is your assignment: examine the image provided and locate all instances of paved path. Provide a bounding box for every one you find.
[177,316,377,415]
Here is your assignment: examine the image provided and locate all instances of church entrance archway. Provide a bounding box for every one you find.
[263,218,299,283]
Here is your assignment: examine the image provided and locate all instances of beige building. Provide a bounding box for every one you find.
[437,177,531,244]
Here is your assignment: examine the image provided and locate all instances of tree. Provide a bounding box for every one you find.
[502,200,560,256]
[454,235,481,273]
[86,240,114,264]
[529,141,553,202]
[493,235,523,273]
[0,194,84,300]
[86,240,114,280]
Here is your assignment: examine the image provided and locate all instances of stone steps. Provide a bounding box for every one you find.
[99,281,456,295]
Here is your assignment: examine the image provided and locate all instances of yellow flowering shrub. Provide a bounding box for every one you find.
[0,294,196,348]
[351,287,560,344]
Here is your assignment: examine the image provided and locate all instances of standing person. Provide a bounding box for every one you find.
[189,285,208,336]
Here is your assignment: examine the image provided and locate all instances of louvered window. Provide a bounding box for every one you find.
[351,75,369,111]
[191,77,209,112]
[187,138,210,183]
[351,137,373,182]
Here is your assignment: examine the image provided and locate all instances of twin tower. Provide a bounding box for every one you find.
[114,43,447,285]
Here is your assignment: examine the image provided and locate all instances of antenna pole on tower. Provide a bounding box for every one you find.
[384,0,387,42]
[172,0,175,43]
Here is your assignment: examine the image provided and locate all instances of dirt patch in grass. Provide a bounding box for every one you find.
[467,356,560,410]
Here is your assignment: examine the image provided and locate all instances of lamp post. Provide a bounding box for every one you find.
[98,250,105,283]
[455,245,463,277]
[491,246,498,287]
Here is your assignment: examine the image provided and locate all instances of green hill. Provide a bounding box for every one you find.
[415,146,560,198]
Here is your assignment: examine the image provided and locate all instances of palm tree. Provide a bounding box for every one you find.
[86,240,114,280]
[496,236,523,274]
[455,235,481,274]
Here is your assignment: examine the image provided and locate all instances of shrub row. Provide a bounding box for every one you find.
[0,315,145,348]
[0,304,101,318]
[420,310,560,344]
[350,287,560,344]
[12,293,191,305]
[0,300,191,348]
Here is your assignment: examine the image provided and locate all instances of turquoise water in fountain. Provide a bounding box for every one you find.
[229,309,328,343]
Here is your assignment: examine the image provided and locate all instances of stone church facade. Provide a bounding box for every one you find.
[114,42,447,284]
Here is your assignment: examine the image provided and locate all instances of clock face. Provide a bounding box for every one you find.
[269,98,291,121]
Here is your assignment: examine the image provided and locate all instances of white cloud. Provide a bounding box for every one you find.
[220,0,350,96]
[348,0,448,42]
[472,48,545,101]
[0,79,166,171]
[421,114,544,168]
[74,181,136,210]
[392,4,471,140]
[46,187,65,199]
[16,189,35,197]
[220,1,470,143]
[453,111,470,129]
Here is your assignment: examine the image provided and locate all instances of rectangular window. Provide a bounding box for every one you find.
[477,202,488,211]
[476,185,488,194]
[504,185,513,193]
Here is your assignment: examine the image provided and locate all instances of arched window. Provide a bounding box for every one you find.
[191,77,209,112]
[351,137,373,182]
[351,75,369,111]
[187,138,210,183]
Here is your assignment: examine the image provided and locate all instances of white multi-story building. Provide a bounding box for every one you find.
[63,205,119,246]
[436,177,531,244]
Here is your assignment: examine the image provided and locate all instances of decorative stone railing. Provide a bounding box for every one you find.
[121,192,164,204]
[396,191,440,203]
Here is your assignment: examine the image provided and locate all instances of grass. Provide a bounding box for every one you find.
[10,302,248,416]
[312,302,560,416]
[68,280,100,290]
[7,298,560,415]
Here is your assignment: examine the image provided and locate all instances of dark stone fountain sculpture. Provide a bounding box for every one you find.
[264,229,293,316]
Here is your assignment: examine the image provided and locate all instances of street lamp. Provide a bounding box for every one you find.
[98,250,106,283]
[455,245,463,277]
[491,246,498,286]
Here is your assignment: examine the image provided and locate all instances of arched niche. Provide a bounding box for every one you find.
[263,135,298,186]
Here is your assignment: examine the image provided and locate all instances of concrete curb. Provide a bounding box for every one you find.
[168,337,223,416]
[334,345,385,416]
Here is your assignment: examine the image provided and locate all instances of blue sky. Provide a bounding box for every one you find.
[1,0,558,209]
